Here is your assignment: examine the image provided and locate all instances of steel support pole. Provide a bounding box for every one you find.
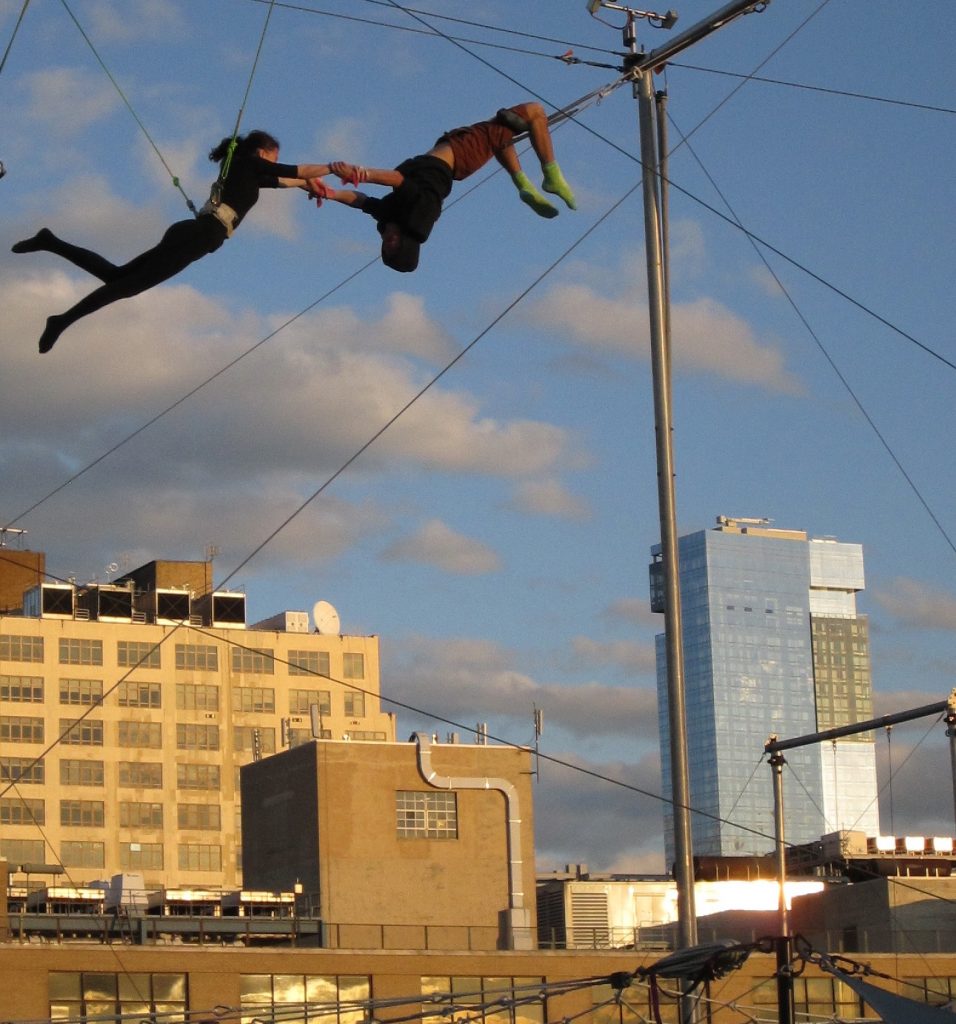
[947,691,956,833]
[770,750,793,1024]
[636,64,696,951]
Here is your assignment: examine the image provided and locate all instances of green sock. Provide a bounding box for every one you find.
[512,171,558,219]
[542,161,576,210]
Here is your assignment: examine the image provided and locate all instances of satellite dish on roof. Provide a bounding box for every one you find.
[312,600,341,635]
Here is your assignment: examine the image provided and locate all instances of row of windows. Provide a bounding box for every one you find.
[0,798,222,830]
[42,971,956,1024]
[50,972,186,1022]
[45,761,223,790]
[0,834,225,871]
[50,972,379,1024]
[0,719,281,751]
[0,678,363,716]
[2,635,365,678]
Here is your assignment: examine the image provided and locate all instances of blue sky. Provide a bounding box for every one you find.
[2,0,955,872]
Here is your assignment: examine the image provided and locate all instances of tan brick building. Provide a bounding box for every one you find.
[241,735,536,949]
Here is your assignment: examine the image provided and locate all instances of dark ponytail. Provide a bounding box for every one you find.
[208,130,281,163]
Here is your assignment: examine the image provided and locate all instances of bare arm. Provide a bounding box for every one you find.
[330,161,404,188]
[322,186,370,209]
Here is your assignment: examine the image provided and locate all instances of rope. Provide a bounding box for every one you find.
[57,0,197,213]
[0,0,32,77]
[216,0,278,188]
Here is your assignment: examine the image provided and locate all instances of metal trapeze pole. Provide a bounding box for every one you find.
[586,0,773,980]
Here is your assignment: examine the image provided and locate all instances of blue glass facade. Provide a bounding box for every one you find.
[654,527,826,861]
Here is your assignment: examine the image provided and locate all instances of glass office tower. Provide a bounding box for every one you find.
[650,517,879,862]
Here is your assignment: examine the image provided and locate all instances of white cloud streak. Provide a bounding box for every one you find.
[382,519,500,576]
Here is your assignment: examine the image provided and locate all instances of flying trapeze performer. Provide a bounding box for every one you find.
[12,131,331,353]
[312,101,576,273]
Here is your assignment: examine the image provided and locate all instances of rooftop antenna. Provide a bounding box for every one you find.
[533,705,544,782]
[587,0,772,1016]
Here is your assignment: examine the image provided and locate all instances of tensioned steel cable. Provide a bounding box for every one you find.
[0,0,32,77]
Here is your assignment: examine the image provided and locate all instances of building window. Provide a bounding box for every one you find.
[343,652,365,679]
[396,791,458,839]
[0,756,44,784]
[177,763,221,791]
[61,799,105,827]
[175,643,218,671]
[0,715,44,743]
[0,634,44,663]
[60,759,104,786]
[178,843,222,872]
[231,646,276,675]
[49,970,186,1022]
[791,977,862,1020]
[289,688,331,715]
[59,678,103,705]
[241,974,370,1024]
[118,762,163,788]
[117,681,162,708]
[422,977,545,1024]
[0,838,44,864]
[905,976,956,1005]
[0,797,44,825]
[344,691,366,717]
[347,730,387,741]
[176,682,219,710]
[234,726,275,755]
[0,674,44,702]
[59,718,103,746]
[118,721,163,749]
[177,723,219,750]
[58,638,103,666]
[117,640,161,669]
[233,686,276,713]
[289,650,331,677]
[120,842,164,870]
[287,727,314,747]
[178,803,221,830]
[60,841,105,869]
[119,802,164,828]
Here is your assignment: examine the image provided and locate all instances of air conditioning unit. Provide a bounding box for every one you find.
[22,583,74,619]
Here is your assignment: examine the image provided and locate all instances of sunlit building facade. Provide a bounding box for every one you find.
[0,553,396,890]
[650,517,879,861]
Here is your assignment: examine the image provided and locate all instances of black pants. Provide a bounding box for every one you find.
[46,216,227,330]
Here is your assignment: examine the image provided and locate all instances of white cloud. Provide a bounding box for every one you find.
[509,478,590,521]
[7,175,170,259]
[873,578,956,631]
[603,596,659,629]
[386,635,660,742]
[315,118,372,164]
[570,635,657,675]
[21,67,120,135]
[84,0,184,42]
[0,269,571,474]
[528,282,800,393]
[533,752,665,873]
[381,519,500,575]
